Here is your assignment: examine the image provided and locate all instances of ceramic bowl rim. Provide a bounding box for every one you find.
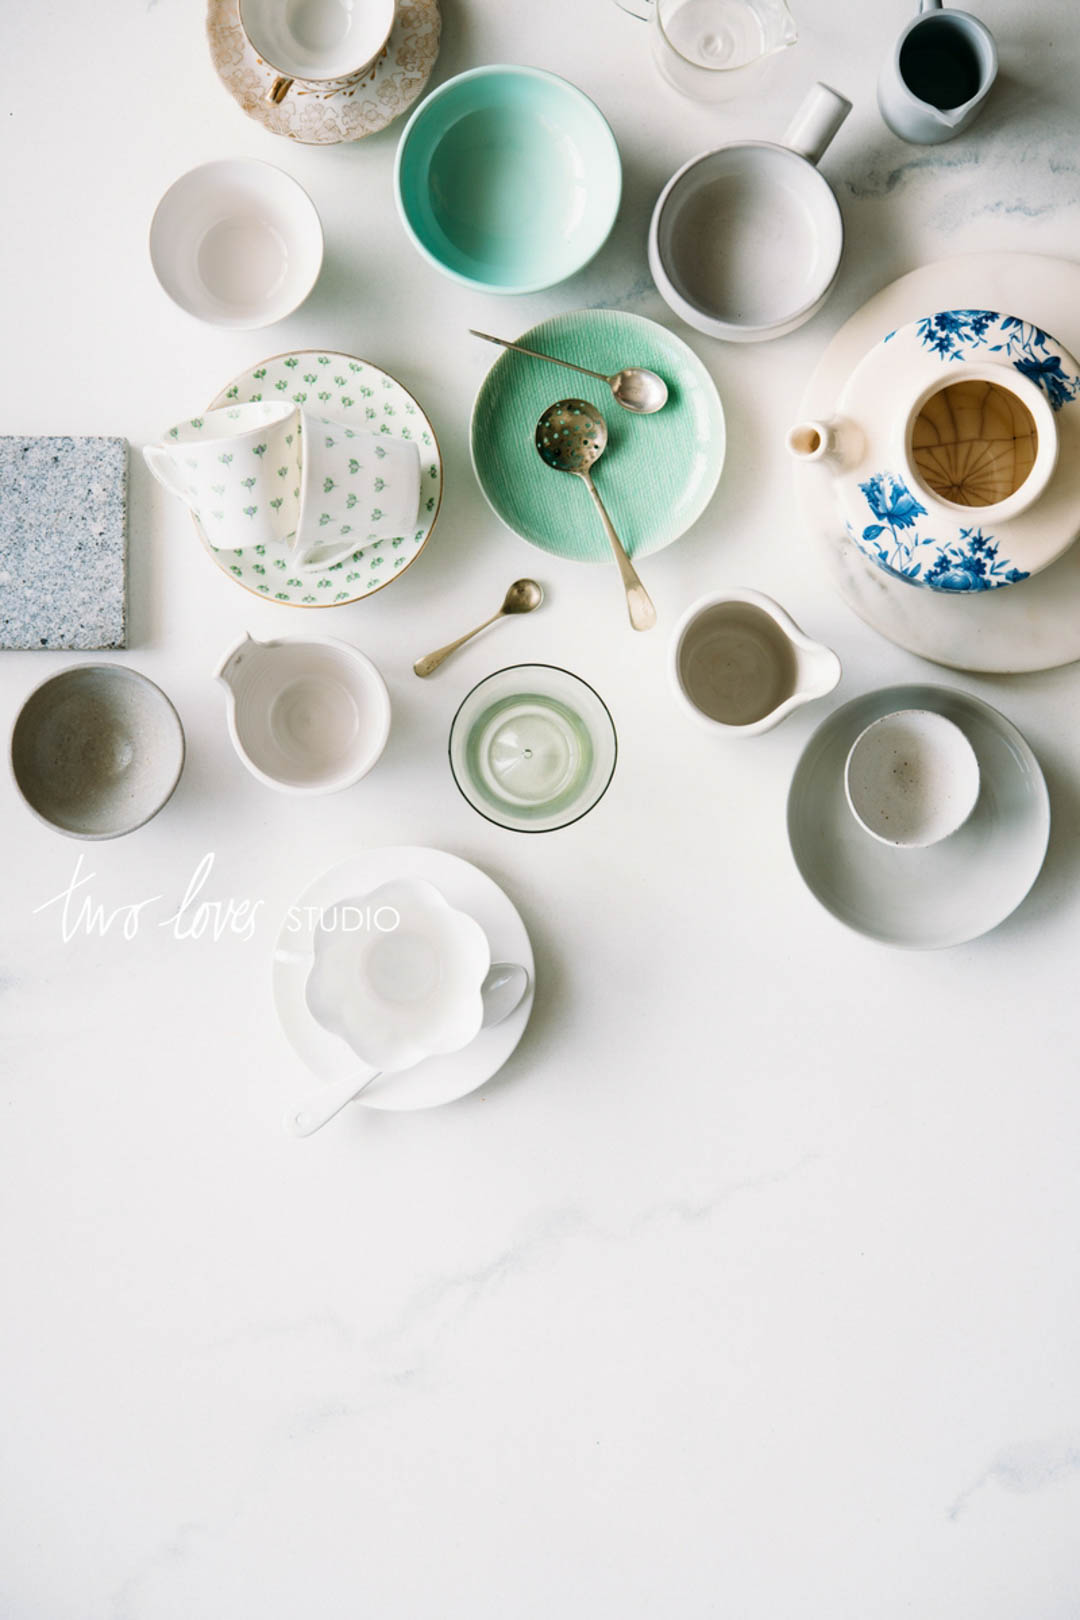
[393,63,623,296]
[148,158,325,330]
[650,139,844,336]
[10,663,186,840]
[786,683,1050,948]
[219,633,392,795]
[447,662,618,834]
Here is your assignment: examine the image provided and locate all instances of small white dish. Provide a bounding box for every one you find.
[648,82,850,343]
[787,684,1049,948]
[845,708,981,847]
[294,411,421,570]
[305,879,490,1073]
[274,847,535,1110]
[149,159,323,329]
[214,631,390,794]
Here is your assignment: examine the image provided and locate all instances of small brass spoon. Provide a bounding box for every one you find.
[535,399,657,632]
[413,579,544,677]
[472,328,669,415]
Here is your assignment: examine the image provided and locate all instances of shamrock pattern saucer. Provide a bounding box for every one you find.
[199,351,442,607]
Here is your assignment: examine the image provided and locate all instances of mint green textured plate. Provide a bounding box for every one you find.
[470,310,725,561]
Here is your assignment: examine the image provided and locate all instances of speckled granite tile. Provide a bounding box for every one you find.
[0,436,127,649]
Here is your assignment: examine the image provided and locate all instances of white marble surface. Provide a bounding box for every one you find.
[3,3,1080,1616]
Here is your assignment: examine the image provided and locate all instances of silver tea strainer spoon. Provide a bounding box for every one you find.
[535,399,657,632]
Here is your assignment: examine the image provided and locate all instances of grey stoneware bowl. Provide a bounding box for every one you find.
[11,664,185,839]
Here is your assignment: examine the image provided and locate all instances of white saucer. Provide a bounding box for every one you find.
[794,252,1080,671]
[206,0,441,146]
[787,685,1049,949]
[273,847,535,1110]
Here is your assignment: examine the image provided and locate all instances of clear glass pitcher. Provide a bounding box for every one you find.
[614,0,797,101]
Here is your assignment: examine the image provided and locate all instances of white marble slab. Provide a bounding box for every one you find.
[1,3,1080,1618]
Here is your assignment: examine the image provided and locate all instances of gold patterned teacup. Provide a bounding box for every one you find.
[239,0,397,104]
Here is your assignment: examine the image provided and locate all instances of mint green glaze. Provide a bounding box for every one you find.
[395,66,621,294]
[470,309,726,561]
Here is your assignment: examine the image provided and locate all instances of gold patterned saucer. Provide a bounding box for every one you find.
[206,0,441,146]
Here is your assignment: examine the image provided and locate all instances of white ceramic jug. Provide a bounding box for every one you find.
[669,589,841,735]
[215,632,391,795]
[878,0,997,145]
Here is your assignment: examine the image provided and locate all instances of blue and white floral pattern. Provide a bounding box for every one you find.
[914,309,1080,411]
[853,471,1029,592]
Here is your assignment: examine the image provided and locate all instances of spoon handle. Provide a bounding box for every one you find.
[413,609,504,677]
[579,473,657,632]
[470,329,609,385]
[287,1067,385,1137]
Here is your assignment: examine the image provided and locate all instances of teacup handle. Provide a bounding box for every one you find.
[266,75,294,104]
[782,82,852,166]
[143,446,191,505]
[920,0,943,10]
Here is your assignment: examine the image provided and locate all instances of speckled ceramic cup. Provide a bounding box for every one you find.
[10,665,185,839]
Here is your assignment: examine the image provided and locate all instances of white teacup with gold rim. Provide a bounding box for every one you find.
[144,402,301,552]
[239,0,397,104]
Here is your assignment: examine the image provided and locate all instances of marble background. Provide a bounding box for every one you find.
[2,2,1080,1616]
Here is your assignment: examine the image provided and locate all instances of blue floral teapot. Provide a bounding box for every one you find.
[787,308,1080,592]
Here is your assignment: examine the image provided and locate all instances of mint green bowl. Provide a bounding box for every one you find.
[394,66,622,295]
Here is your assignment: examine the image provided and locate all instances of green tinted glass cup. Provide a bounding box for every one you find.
[449,665,618,832]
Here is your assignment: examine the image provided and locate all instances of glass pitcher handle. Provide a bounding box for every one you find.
[612,0,653,18]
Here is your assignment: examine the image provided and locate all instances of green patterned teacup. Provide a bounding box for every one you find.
[144,402,302,551]
[293,410,421,570]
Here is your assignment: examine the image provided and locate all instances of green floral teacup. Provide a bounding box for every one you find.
[293,410,421,570]
[144,402,301,551]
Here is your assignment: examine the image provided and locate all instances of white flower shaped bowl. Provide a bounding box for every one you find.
[304,879,491,1073]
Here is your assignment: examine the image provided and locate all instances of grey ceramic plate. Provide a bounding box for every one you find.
[787,684,1049,948]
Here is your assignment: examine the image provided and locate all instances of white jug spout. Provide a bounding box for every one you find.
[214,631,264,695]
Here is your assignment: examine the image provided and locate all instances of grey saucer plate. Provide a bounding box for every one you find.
[787,685,1049,948]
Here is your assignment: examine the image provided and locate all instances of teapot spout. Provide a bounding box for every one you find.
[785,415,864,472]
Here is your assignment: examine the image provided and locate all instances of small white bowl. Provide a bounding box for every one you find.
[305,879,491,1072]
[845,708,981,848]
[215,632,390,795]
[149,159,323,329]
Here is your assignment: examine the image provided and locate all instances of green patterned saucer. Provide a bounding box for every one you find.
[470,309,725,561]
[199,351,442,606]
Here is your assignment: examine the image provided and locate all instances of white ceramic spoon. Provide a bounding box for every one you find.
[287,963,530,1137]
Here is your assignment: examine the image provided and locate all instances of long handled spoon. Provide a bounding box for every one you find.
[287,963,530,1137]
[535,399,657,632]
[471,329,669,415]
[414,579,544,677]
